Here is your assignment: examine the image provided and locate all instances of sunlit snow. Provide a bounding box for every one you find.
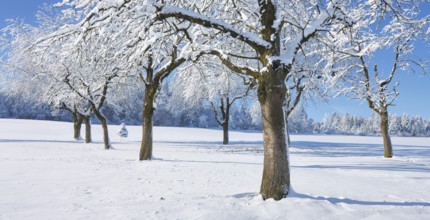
[1,119,430,219]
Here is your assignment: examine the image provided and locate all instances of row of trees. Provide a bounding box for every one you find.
[3,88,430,138]
[1,0,429,200]
[319,112,430,137]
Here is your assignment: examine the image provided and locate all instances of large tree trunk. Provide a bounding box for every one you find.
[380,110,393,158]
[139,86,156,160]
[258,2,290,197]
[73,114,84,140]
[93,109,111,150]
[257,0,290,201]
[84,115,92,143]
[258,72,290,201]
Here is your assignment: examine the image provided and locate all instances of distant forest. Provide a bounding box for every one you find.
[2,91,429,137]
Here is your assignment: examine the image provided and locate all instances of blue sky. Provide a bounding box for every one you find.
[1,0,429,121]
[0,0,59,27]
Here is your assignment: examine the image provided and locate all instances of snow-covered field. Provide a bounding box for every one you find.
[1,119,430,220]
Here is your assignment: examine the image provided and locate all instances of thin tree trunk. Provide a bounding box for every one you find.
[222,101,230,145]
[222,121,229,145]
[380,110,393,158]
[84,115,92,143]
[100,118,110,150]
[100,118,112,150]
[259,77,290,201]
[285,117,291,147]
[73,114,84,140]
[139,87,156,160]
[93,109,111,150]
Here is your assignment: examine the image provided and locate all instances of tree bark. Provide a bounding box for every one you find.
[84,115,92,143]
[222,121,229,145]
[100,117,110,150]
[139,86,156,160]
[258,73,290,201]
[258,2,291,197]
[380,110,393,158]
[285,119,291,146]
[101,119,110,149]
[73,114,84,140]
[92,109,111,150]
[222,100,230,145]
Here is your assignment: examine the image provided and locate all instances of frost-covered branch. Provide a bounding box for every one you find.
[205,50,259,78]
[154,4,271,51]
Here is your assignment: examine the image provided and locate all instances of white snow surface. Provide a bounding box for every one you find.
[1,119,430,220]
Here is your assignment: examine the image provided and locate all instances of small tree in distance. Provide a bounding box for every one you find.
[331,3,429,158]
[171,61,254,145]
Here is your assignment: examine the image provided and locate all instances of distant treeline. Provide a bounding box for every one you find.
[1,92,429,137]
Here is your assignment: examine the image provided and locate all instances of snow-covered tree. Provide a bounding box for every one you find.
[400,113,412,136]
[150,0,349,200]
[288,105,311,134]
[249,101,262,129]
[330,1,429,158]
[316,112,430,137]
[40,0,345,200]
[133,42,197,160]
[118,122,128,138]
[0,6,94,142]
[33,0,428,200]
[283,62,327,144]
[111,20,206,160]
[171,61,254,144]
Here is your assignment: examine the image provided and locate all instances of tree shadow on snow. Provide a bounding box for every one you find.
[0,139,79,144]
[155,140,263,146]
[291,141,383,157]
[291,141,430,158]
[290,191,430,207]
[231,192,260,199]
[158,158,261,166]
[292,163,430,173]
[229,191,430,207]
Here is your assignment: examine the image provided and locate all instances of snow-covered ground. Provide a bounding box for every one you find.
[1,119,430,220]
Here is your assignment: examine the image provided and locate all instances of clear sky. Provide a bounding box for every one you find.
[0,0,59,27]
[1,0,429,121]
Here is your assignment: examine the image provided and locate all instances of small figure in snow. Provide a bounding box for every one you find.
[118,122,128,138]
